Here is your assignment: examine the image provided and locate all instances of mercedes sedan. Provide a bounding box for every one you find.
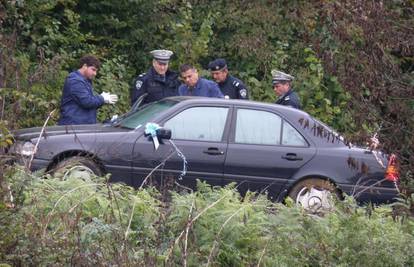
[10,97,399,211]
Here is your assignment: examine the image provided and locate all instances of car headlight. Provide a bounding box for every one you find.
[13,141,37,156]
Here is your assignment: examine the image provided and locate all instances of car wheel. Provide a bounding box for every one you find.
[288,178,339,214]
[52,156,104,182]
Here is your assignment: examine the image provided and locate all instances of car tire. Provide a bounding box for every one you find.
[288,178,340,214]
[52,156,104,182]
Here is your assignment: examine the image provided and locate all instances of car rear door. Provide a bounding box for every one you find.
[132,104,232,190]
[223,107,316,200]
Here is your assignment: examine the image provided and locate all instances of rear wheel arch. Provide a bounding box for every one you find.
[287,176,344,213]
[288,175,343,198]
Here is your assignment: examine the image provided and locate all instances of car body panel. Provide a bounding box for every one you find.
[223,144,317,200]
[131,137,227,189]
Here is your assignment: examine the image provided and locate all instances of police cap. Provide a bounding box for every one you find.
[150,49,173,64]
[271,70,294,85]
[208,58,227,71]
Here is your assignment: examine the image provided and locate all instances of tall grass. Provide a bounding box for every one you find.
[1,165,413,266]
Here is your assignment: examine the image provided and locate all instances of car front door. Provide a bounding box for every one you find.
[223,107,316,200]
[132,105,231,191]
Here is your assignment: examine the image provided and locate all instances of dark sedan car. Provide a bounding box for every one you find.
[10,97,399,211]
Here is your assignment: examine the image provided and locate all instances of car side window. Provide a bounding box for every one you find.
[164,107,229,141]
[282,121,308,146]
[235,109,282,145]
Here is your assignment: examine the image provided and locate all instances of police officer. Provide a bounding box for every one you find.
[131,49,181,106]
[272,70,301,109]
[208,58,248,99]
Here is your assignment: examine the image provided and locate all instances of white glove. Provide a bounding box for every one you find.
[101,92,118,104]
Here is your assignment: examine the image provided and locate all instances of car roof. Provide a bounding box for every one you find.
[164,96,310,116]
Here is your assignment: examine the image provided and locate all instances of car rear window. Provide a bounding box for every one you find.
[301,117,347,146]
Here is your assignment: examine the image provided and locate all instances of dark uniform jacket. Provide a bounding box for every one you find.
[131,67,180,105]
[58,71,105,125]
[178,78,224,98]
[218,75,249,99]
[275,88,301,109]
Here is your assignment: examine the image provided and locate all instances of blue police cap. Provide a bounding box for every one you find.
[208,58,227,71]
[150,49,173,64]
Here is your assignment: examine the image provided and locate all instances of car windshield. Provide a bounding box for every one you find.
[116,100,178,129]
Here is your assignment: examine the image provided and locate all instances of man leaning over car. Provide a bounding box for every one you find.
[178,64,224,98]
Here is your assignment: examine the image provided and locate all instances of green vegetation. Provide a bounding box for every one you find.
[0,1,413,265]
[1,0,412,162]
[1,167,413,266]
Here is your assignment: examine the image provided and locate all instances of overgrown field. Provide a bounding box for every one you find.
[1,165,413,266]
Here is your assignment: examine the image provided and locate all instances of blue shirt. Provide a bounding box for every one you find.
[178,78,224,98]
[58,71,105,125]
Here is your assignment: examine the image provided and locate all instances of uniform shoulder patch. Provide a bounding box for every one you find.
[135,73,147,90]
[135,80,143,90]
[232,80,240,87]
[284,96,290,101]
[239,89,248,98]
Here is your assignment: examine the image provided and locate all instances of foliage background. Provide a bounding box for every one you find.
[0,1,413,265]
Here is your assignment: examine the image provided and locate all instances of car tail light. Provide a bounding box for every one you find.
[385,154,399,182]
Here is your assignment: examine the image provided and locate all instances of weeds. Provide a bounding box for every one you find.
[0,165,413,266]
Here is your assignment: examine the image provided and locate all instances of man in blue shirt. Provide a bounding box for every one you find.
[272,70,301,109]
[178,64,224,98]
[58,55,118,125]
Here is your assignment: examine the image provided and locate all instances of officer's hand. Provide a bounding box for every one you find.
[101,92,118,104]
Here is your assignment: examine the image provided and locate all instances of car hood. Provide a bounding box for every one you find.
[13,124,130,141]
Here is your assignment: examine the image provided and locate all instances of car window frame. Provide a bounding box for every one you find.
[160,103,234,143]
[229,106,310,148]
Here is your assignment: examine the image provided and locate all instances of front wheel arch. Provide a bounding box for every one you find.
[50,155,105,182]
[47,150,105,174]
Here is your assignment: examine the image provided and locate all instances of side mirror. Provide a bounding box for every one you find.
[156,128,171,140]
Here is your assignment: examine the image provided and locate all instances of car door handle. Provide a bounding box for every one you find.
[203,147,224,155]
[282,153,303,161]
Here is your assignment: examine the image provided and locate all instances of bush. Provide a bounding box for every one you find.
[1,166,413,266]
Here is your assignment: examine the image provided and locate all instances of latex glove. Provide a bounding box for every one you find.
[107,93,118,104]
[101,92,118,104]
